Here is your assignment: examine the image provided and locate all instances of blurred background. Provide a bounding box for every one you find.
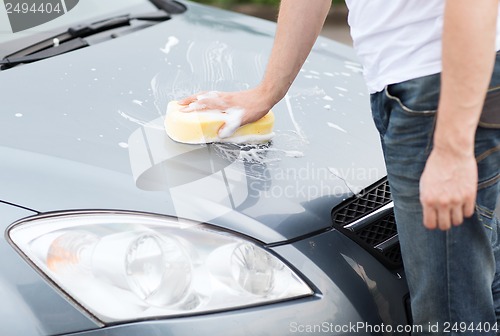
[190,0,352,45]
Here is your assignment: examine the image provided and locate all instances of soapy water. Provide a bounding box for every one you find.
[213,140,304,165]
[182,91,220,111]
[284,94,308,144]
[214,143,274,163]
[160,36,179,56]
[327,122,347,133]
[212,127,306,165]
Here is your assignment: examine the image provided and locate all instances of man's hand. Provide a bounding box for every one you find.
[178,87,274,138]
[419,146,477,230]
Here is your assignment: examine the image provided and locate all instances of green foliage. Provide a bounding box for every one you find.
[191,0,343,9]
[192,0,279,7]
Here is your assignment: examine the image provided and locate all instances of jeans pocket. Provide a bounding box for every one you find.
[385,73,440,115]
[479,88,500,128]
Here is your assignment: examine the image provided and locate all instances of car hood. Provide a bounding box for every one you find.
[0,1,386,244]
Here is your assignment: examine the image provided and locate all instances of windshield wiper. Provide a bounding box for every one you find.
[0,11,171,69]
[149,0,187,14]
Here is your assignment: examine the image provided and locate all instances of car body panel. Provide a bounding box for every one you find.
[0,2,386,244]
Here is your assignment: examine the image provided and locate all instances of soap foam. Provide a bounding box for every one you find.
[183,91,220,112]
[217,107,244,139]
[196,91,220,100]
[217,131,275,144]
[160,36,179,55]
[213,141,303,164]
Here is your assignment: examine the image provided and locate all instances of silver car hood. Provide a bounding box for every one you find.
[0,2,386,244]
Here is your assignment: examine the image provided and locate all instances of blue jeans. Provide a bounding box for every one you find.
[370,52,500,335]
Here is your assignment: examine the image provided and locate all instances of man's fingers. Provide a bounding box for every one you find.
[198,98,228,111]
[180,101,207,112]
[179,94,230,113]
[178,95,197,106]
[422,205,438,230]
[451,205,464,226]
[437,207,452,231]
[463,197,476,218]
[180,98,228,112]
[178,91,209,106]
[422,198,473,230]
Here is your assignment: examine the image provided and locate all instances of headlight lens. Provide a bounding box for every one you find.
[8,212,312,323]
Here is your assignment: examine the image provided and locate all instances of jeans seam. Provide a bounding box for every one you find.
[476,145,500,163]
[446,230,453,328]
[385,85,438,114]
[477,203,495,219]
[477,173,500,191]
[376,88,389,136]
[425,115,438,155]
[478,121,500,128]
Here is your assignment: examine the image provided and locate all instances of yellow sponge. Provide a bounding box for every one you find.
[165,101,275,144]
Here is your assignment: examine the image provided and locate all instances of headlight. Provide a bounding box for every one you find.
[8,211,312,323]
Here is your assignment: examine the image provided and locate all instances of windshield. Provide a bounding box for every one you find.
[0,0,154,55]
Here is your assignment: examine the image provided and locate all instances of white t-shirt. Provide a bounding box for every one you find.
[345,0,500,93]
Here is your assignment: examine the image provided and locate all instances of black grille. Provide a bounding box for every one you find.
[357,213,398,246]
[331,178,403,269]
[383,242,403,266]
[332,178,391,227]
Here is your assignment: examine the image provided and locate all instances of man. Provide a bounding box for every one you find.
[180,1,500,333]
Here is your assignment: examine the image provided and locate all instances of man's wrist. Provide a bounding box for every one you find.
[433,128,475,157]
[256,82,288,106]
[433,101,480,155]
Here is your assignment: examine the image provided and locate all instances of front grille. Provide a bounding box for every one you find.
[356,213,398,246]
[383,240,403,266]
[332,178,391,227]
[331,178,403,269]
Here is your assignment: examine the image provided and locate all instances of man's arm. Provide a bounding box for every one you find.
[179,0,331,131]
[420,0,499,230]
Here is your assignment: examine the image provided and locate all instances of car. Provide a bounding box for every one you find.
[0,0,436,334]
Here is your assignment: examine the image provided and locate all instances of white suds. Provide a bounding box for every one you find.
[160,36,179,55]
[285,94,308,143]
[217,107,244,139]
[323,95,334,101]
[182,91,220,112]
[196,91,219,100]
[327,122,347,133]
